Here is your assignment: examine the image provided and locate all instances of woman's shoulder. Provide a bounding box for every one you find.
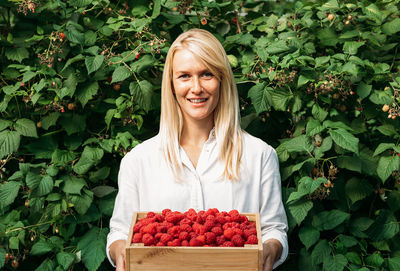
[242,131,276,156]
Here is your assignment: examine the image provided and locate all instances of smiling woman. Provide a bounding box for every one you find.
[107,28,288,271]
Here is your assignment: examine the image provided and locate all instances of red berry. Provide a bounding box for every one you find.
[132,233,142,243]
[179,231,189,241]
[162,209,172,216]
[20,82,24,87]
[160,233,173,244]
[142,233,155,246]
[135,53,140,59]
[60,32,66,39]
[246,235,258,244]
[167,226,181,238]
[211,226,223,236]
[216,235,226,246]
[189,237,203,247]
[167,239,181,246]
[156,242,165,246]
[181,240,189,246]
[231,234,244,246]
[205,232,216,245]
[224,228,235,240]
[82,11,86,15]
[221,241,234,247]
[196,235,206,245]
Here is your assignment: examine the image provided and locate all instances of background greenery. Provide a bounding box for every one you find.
[1,0,400,270]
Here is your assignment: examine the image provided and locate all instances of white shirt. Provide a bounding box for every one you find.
[106,129,288,269]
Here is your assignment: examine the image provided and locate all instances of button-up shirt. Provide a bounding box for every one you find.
[106,129,288,269]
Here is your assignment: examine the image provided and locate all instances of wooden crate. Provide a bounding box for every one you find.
[125,212,263,271]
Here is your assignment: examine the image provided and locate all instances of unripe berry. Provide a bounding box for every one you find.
[113,84,121,91]
[36,121,42,128]
[328,14,334,21]
[382,104,389,112]
[201,18,207,25]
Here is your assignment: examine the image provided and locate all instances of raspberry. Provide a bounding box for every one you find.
[154,232,163,242]
[224,228,235,240]
[168,239,181,246]
[162,209,171,216]
[160,233,173,244]
[216,235,226,246]
[133,222,144,233]
[142,233,155,246]
[211,226,223,236]
[157,224,169,233]
[155,214,164,222]
[146,212,156,218]
[206,215,216,223]
[204,220,215,231]
[132,233,142,243]
[246,235,258,244]
[179,231,189,241]
[215,215,226,224]
[166,212,184,224]
[221,241,234,247]
[239,223,248,231]
[156,242,165,246]
[190,237,203,246]
[189,232,197,239]
[195,235,206,246]
[231,234,244,246]
[167,226,181,237]
[180,224,192,233]
[233,228,243,236]
[229,210,240,216]
[180,218,192,226]
[240,215,249,223]
[205,232,216,245]
[244,228,257,239]
[193,223,206,235]
[142,223,157,235]
[181,240,189,246]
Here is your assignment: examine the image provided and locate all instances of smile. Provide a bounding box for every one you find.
[187,98,208,103]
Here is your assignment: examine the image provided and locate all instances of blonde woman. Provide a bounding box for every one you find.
[107,28,288,271]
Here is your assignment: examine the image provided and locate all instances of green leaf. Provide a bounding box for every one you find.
[31,239,53,256]
[298,75,311,87]
[315,56,330,68]
[73,146,104,175]
[92,185,117,198]
[317,28,338,46]
[56,252,75,270]
[365,4,383,24]
[373,143,396,156]
[151,0,161,18]
[65,27,85,44]
[382,18,400,35]
[33,175,53,197]
[111,66,131,83]
[356,82,372,99]
[0,120,12,132]
[41,112,60,130]
[299,226,320,250]
[35,258,56,271]
[62,176,87,194]
[227,55,238,68]
[271,89,293,111]
[288,199,313,225]
[61,54,85,72]
[376,125,397,137]
[0,247,5,268]
[129,80,153,112]
[51,149,75,164]
[131,54,155,74]
[365,254,384,267]
[14,118,38,138]
[76,81,98,108]
[89,167,110,182]
[377,155,400,183]
[323,254,348,271]
[0,130,21,159]
[69,189,93,214]
[312,210,350,230]
[329,128,359,154]
[288,176,324,202]
[281,135,314,153]
[22,70,37,82]
[0,181,21,210]
[5,47,29,63]
[349,217,374,238]
[314,136,332,159]
[311,239,331,265]
[247,83,271,114]
[343,41,365,55]
[306,119,324,136]
[9,236,19,249]
[85,55,104,74]
[77,227,108,271]
[338,235,358,248]
[312,104,328,122]
[367,210,399,241]
[388,257,400,271]
[337,156,362,173]
[266,40,290,54]
[59,114,86,135]
[345,178,373,204]
[26,171,42,190]
[346,252,361,265]
[61,73,78,99]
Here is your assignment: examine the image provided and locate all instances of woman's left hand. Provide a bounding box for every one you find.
[263,239,283,271]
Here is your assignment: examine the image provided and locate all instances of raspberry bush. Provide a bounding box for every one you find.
[0,0,399,270]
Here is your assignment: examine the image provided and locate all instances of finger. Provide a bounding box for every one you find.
[116,255,125,271]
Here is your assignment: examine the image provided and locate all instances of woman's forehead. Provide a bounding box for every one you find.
[172,49,209,72]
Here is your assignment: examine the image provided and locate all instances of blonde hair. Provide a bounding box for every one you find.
[159,28,243,181]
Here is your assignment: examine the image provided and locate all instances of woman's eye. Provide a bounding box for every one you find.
[203,72,213,77]
[179,74,189,79]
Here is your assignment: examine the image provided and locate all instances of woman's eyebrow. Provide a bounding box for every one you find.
[174,68,210,74]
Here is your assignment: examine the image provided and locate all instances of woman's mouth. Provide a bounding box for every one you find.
[187,98,208,103]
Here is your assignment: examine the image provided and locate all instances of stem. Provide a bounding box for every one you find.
[5,221,52,235]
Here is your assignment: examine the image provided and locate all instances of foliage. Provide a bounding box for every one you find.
[1,0,400,270]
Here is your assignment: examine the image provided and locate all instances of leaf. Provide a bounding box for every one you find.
[306,119,324,136]
[312,210,350,230]
[73,146,104,175]
[62,176,87,194]
[281,135,314,153]
[323,254,348,271]
[287,176,324,202]
[30,239,53,256]
[111,66,131,83]
[336,156,362,173]
[329,128,359,154]
[35,258,56,271]
[365,4,383,24]
[311,239,331,265]
[288,199,313,225]
[33,175,53,197]
[41,112,60,130]
[77,227,109,271]
[61,54,85,72]
[59,114,86,135]
[131,54,155,74]
[76,81,98,108]
[382,18,400,35]
[91,185,117,198]
[343,41,365,55]
[299,226,320,250]
[51,149,75,164]
[298,75,311,87]
[61,73,78,99]
[356,82,372,99]
[5,47,29,63]
[388,257,400,271]
[0,181,21,210]
[366,210,399,241]
[14,118,38,138]
[377,155,400,183]
[365,254,384,267]
[270,89,293,111]
[0,247,5,268]
[373,143,396,156]
[317,28,338,47]
[376,125,397,137]
[247,83,271,114]
[345,178,373,204]
[151,0,161,18]
[69,189,93,214]
[0,130,21,159]
[129,80,153,112]
[315,56,330,68]
[56,252,75,270]
[0,119,12,132]
[312,104,328,122]
[85,55,104,74]
[338,235,358,248]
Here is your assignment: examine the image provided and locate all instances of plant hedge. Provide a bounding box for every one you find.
[1,0,400,270]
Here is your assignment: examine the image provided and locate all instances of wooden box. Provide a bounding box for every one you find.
[125,212,263,271]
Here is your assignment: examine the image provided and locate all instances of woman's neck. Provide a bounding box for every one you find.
[180,118,214,147]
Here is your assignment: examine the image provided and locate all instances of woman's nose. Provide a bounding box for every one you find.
[191,76,202,94]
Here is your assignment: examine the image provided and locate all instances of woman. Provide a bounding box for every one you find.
[107,28,288,271]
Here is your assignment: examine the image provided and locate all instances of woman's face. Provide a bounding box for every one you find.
[172,49,220,125]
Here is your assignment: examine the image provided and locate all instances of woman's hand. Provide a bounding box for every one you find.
[263,239,283,271]
[109,240,126,271]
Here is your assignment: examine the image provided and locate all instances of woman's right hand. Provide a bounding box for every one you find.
[109,240,126,271]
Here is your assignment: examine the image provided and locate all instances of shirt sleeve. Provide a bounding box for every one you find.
[259,146,289,269]
[106,153,140,267]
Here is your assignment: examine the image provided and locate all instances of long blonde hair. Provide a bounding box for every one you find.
[159,28,243,181]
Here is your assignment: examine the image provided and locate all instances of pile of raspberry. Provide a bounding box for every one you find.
[132,208,258,247]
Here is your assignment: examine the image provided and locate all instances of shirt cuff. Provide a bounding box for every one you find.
[106,231,129,267]
[262,230,288,269]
